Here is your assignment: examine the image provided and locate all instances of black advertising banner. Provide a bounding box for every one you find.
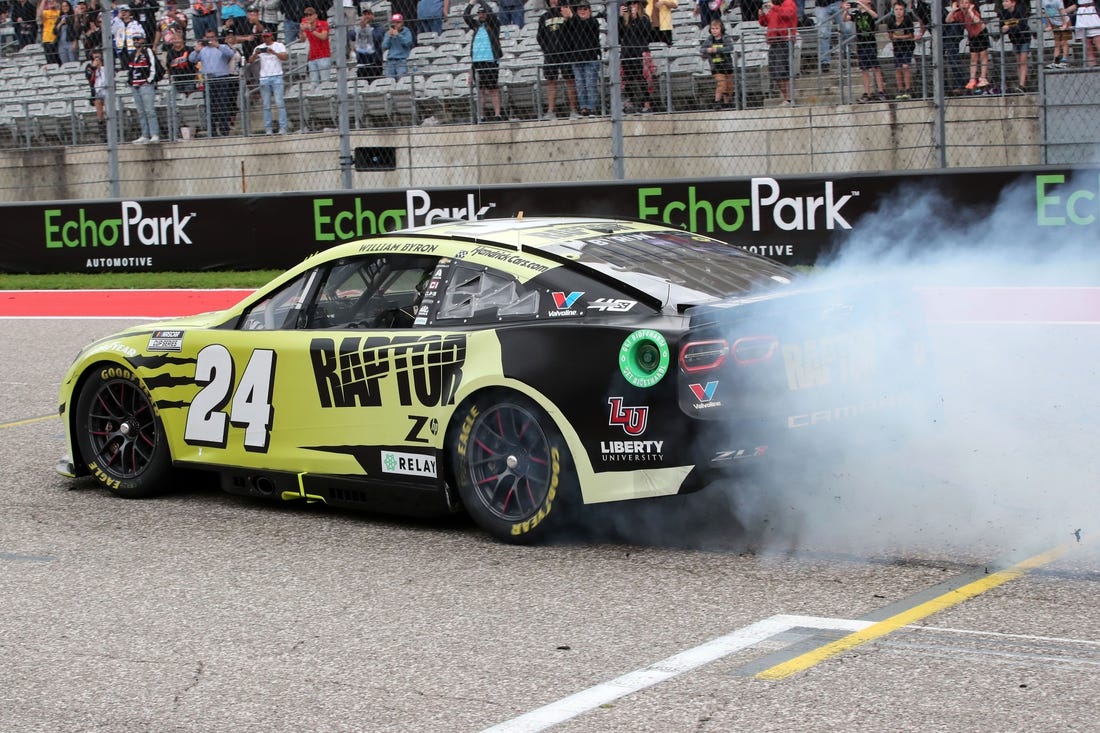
[1,167,1096,274]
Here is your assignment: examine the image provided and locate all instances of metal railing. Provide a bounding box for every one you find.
[0,6,1097,200]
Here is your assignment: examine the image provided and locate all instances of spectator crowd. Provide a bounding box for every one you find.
[0,0,1094,141]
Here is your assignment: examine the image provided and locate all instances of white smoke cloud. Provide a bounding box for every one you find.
[583,175,1099,558]
[730,175,1100,557]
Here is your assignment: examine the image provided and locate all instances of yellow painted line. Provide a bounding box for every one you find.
[0,414,57,430]
[756,542,1076,680]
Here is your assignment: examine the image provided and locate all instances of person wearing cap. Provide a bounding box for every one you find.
[127,29,163,143]
[111,4,145,68]
[536,0,577,120]
[382,12,414,78]
[564,0,601,116]
[299,6,332,85]
[190,28,237,135]
[352,6,386,79]
[390,0,419,42]
[280,0,310,50]
[463,0,504,121]
[238,4,267,84]
[248,28,289,133]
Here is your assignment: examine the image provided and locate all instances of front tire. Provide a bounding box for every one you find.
[74,365,174,498]
[450,392,579,544]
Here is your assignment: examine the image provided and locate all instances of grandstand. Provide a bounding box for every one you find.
[0,0,1078,147]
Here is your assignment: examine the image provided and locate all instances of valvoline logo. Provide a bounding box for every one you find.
[552,291,583,309]
[689,382,718,401]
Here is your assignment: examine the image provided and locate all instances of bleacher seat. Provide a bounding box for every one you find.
[174,93,206,138]
[419,72,454,122]
[503,65,540,119]
[435,42,466,59]
[387,75,424,125]
[39,100,76,145]
[14,43,42,58]
[436,28,467,45]
[446,74,475,122]
[408,44,443,73]
[281,83,304,132]
[365,76,395,126]
[305,80,339,130]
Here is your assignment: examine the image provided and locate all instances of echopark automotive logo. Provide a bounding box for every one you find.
[552,291,583,309]
[608,397,648,436]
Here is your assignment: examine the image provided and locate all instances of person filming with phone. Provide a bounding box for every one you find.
[248,28,289,134]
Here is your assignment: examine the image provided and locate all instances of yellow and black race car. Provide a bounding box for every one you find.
[56,218,932,543]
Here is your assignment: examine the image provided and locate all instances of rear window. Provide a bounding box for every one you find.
[536,230,794,301]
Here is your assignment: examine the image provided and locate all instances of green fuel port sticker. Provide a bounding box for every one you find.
[619,329,670,388]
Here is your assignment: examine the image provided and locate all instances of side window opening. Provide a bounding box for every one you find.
[302,254,439,330]
[437,266,540,322]
[238,270,318,331]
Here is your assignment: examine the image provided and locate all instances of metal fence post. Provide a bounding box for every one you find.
[607,0,623,180]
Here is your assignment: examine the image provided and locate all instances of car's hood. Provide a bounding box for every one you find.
[115,308,237,335]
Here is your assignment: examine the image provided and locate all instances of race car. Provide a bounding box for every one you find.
[56,217,933,543]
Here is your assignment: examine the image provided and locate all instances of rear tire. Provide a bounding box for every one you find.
[74,365,174,498]
[449,392,579,544]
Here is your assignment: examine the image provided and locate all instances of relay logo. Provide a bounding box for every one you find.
[552,291,583,309]
[381,449,437,478]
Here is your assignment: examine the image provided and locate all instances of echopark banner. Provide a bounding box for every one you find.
[1,167,1096,274]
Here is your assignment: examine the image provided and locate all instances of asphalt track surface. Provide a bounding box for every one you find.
[2,291,1099,733]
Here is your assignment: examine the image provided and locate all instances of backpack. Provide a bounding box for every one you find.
[153,50,166,82]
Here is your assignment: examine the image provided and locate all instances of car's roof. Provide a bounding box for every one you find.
[309,217,794,307]
[408,216,654,242]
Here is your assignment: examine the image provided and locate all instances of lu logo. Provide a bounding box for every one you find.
[608,397,649,436]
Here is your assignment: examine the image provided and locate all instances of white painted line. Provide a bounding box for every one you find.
[928,320,1100,326]
[479,614,872,733]
[907,625,1100,647]
[0,316,158,320]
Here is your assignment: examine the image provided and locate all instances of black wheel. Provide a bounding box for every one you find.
[74,365,173,498]
[450,392,580,544]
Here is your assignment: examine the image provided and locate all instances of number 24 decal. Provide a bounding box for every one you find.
[184,345,277,452]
